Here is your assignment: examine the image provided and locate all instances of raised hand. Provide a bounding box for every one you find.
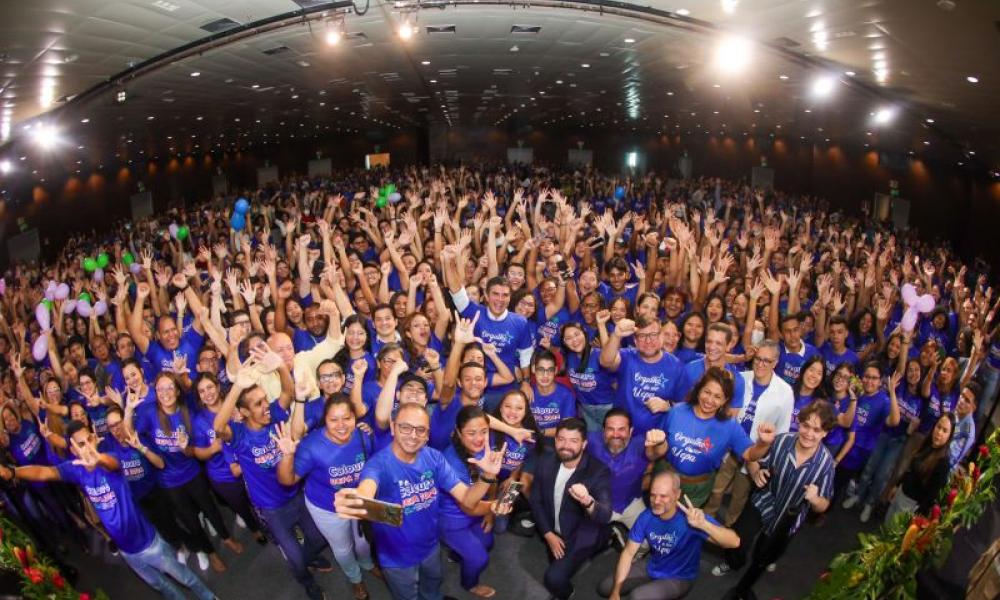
[677,494,708,529]
[271,420,299,456]
[613,317,635,337]
[756,421,776,445]
[250,344,282,373]
[645,428,667,448]
[468,442,506,478]
[453,311,480,345]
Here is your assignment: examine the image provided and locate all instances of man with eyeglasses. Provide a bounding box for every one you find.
[530,349,577,439]
[335,403,505,600]
[705,340,793,527]
[600,315,682,435]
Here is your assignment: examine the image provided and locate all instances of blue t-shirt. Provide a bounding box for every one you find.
[615,348,682,435]
[359,445,463,568]
[819,342,860,376]
[921,383,959,435]
[889,385,923,438]
[535,306,571,348]
[9,421,48,467]
[103,436,158,500]
[57,461,156,554]
[458,302,534,393]
[133,407,202,488]
[586,433,648,513]
[343,354,377,396]
[499,433,534,480]
[663,403,753,476]
[293,328,325,353]
[629,508,714,581]
[294,429,370,513]
[789,393,816,433]
[672,346,704,365]
[739,381,770,436]
[565,351,617,407]
[823,396,856,451]
[228,404,299,510]
[438,443,483,530]
[144,328,205,377]
[675,359,746,410]
[429,395,464,451]
[192,409,237,483]
[530,384,577,432]
[841,390,890,470]
[776,343,818,386]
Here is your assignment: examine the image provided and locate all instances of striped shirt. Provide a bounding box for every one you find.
[751,432,834,535]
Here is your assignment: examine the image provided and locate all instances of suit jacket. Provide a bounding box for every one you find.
[529,448,612,550]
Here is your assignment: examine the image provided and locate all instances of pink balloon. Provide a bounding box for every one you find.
[32,333,48,362]
[63,299,78,314]
[76,299,92,318]
[129,262,142,274]
[0,278,5,295]
[93,268,104,282]
[901,309,919,332]
[54,282,70,300]
[899,283,936,332]
[93,300,108,317]
[35,303,50,330]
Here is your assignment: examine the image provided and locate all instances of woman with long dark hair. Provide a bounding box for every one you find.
[334,314,376,396]
[884,412,956,523]
[560,321,616,431]
[790,355,826,432]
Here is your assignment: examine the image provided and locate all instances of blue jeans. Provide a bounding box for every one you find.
[579,403,613,433]
[855,433,906,506]
[382,544,443,600]
[976,363,1000,424]
[121,533,214,600]
[306,498,374,584]
[439,520,494,590]
[259,494,329,589]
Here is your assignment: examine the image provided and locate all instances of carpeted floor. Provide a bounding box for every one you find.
[67,502,876,599]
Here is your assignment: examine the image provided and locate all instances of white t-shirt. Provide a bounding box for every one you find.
[553,464,576,534]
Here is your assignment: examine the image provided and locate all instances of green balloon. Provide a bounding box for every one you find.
[376,196,387,208]
[384,183,396,195]
[122,252,135,266]
[79,292,92,303]
[42,299,53,310]
[176,225,189,241]
[83,258,98,273]
[96,253,110,269]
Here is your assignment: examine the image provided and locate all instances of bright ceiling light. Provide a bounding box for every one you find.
[325,22,342,45]
[676,8,690,16]
[873,106,896,125]
[778,74,789,80]
[845,71,856,76]
[32,124,61,150]
[721,0,738,14]
[190,71,200,77]
[925,118,935,123]
[714,35,753,74]
[116,89,127,103]
[0,160,11,174]
[811,75,836,98]
[966,75,979,83]
[624,38,635,43]
[398,19,414,40]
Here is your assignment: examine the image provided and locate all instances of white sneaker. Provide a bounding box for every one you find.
[235,515,247,530]
[711,563,731,576]
[766,563,777,572]
[842,494,860,510]
[176,548,190,565]
[860,504,873,523]
[196,552,210,571]
[199,513,218,537]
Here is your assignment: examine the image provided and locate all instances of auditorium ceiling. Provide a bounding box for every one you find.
[0,0,997,173]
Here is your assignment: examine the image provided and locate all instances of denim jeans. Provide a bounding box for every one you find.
[381,544,443,600]
[259,494,329,589]
[854,433,907,507]
[579,403,614,433]
[306,498,374,584]
[121,533,215,600]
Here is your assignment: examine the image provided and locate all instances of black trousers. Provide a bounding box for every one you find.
[163,471,231,554]
[209,477,263,534]
[540,529,609,600]
[138,487,188,549]
[723,503,798,599]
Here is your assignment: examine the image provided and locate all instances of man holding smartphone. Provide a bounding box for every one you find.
[335,403,505,600]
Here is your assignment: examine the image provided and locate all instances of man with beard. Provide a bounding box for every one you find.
[529,417,613,600]
[598,471,739,600]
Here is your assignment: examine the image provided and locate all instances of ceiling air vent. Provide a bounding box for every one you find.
[262,45,293,56]
[200,18,240,34]
[511,25,541,33]
[426,25,456,34]
[772,37,800,48]
[493,68,513,76]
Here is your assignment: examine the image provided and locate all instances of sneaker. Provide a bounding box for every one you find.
[200,513,218,538]
[841,494,860,510]
[235,515,247,529]
[519,517,535,530]
[177,547,190,565]
[196,552,209,571]
[712,563,732,576]
[766,562,777,572]
[860,504,873,523]
[610,523,628,551]
[845,480,857,498]
[309,558,334,573]
[304,582,327,600]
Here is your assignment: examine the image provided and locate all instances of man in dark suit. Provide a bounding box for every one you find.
[530,417,613,599]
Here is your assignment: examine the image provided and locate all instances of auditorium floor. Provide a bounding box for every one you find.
[71,502,873,599]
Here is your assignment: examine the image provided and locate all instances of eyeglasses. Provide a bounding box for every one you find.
[395,423,429,437]
[156,386,176,393]
[862,375,881,381]
[635,332,661,341]
[535,366,556,374]
[753,357,776,365]
[318,372,344,382]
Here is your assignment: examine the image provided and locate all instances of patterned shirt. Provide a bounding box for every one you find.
[751,432,834,535]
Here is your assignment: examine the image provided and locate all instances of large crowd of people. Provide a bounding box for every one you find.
[0,165,994,600]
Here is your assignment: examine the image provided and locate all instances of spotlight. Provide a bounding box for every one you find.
[0,160,11,174]
[811,75,836,98]
[873,107,895,126]
[714,35,752,74]
[398,19,414,40]
[326,29,341,45]
[32,124,61,150]
[116,89,127,103]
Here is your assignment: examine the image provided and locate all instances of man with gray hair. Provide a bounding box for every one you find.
[704,339,794,526]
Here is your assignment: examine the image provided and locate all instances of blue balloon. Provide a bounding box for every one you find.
[235,198,250,215]
[614,186,626,200]
[230,212,246,231]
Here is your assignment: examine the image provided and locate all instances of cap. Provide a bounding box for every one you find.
[398,371,429,395]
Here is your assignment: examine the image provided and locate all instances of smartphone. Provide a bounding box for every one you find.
[357,496,403,527]
[498,481,523,509]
